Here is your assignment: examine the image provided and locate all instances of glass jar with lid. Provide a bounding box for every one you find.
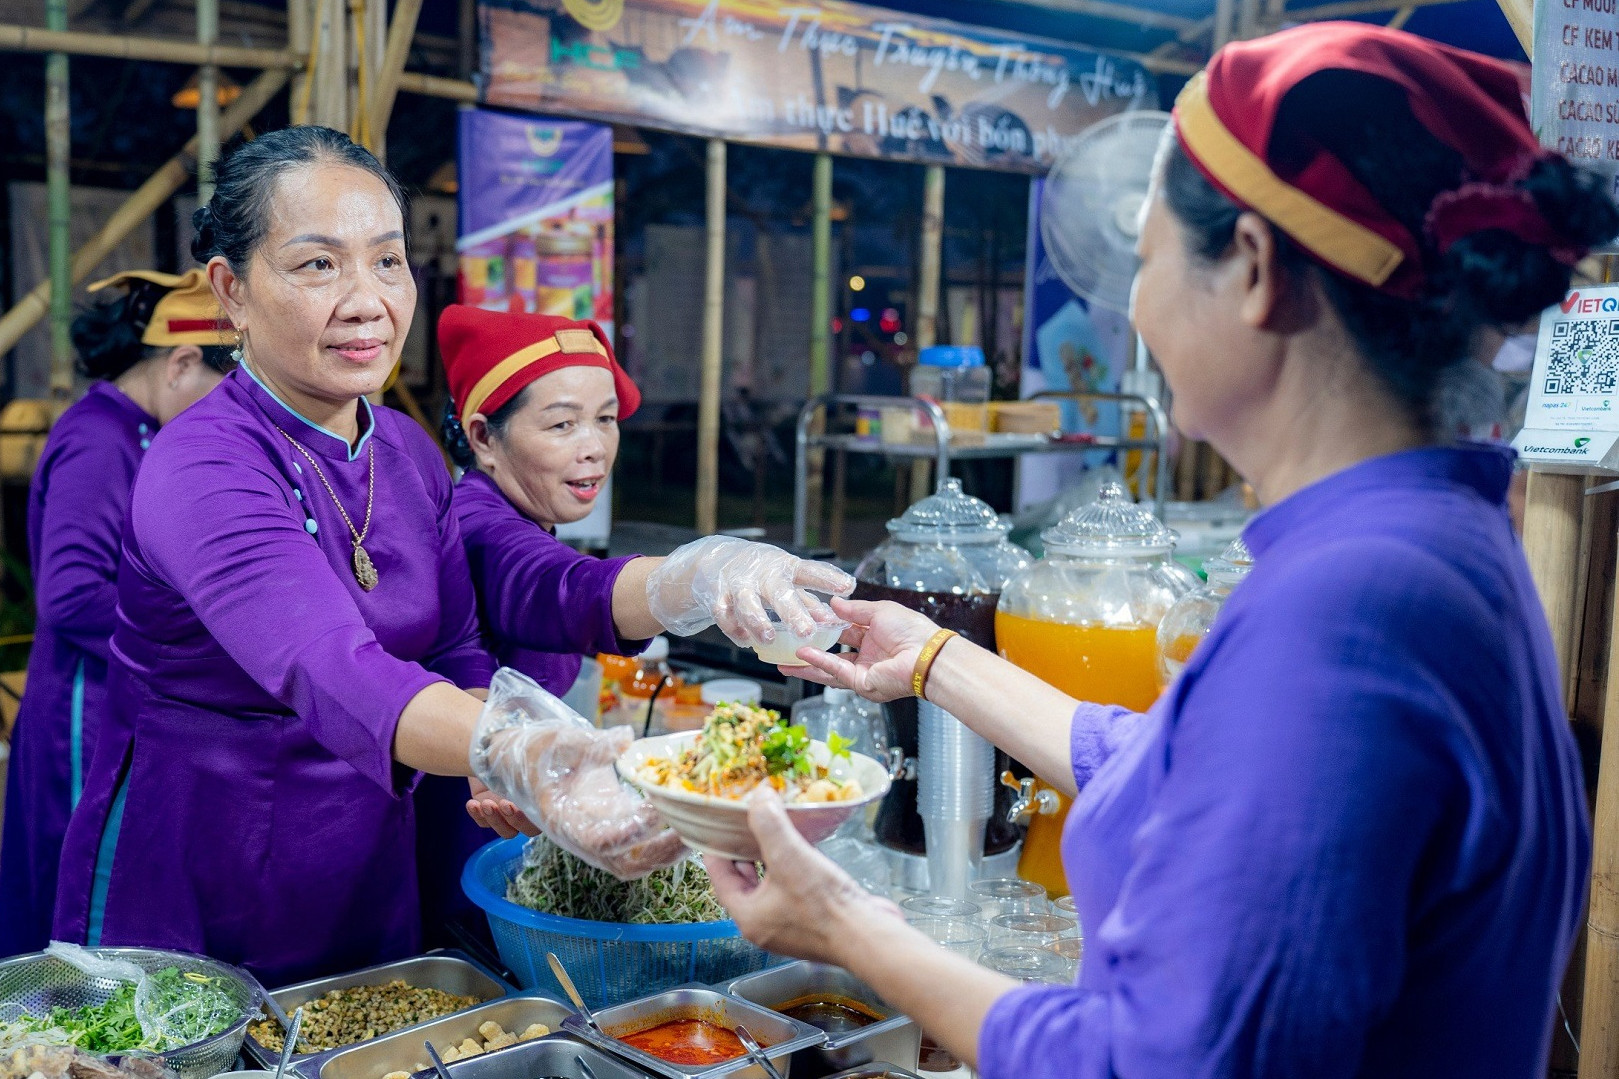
[1157,536,1254,685]
[853,479,1031,893]
[997,481,1197,712]
[995,482,1196,895]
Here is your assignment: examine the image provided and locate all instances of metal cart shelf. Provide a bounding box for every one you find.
[793,390,1172,548]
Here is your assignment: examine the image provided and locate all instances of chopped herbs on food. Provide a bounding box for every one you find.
[637,702,863,803]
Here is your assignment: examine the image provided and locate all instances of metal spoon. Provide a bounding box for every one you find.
[263,995,302,1054]
[546,951,601,1033]
[733,1025,786,1079]
[424,1039,454,1079]
[273,1007,304,1079]
[574,1054,600,1079]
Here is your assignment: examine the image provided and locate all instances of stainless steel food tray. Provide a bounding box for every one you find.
[820,1066,927,1079]
[429,1032,655,1079]
[308,991,574,1079]
[243,949,514,1068]
[561,984,823,1079]
[721,963,919,1076]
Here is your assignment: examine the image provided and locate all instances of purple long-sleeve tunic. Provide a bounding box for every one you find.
[453,469,645,696]
[51,367,493,988]
[0,384,157,956]
[978,445,1588,1079]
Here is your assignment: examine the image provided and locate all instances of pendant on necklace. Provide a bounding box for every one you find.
[353,543,379,591]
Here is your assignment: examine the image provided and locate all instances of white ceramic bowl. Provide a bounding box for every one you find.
[617,731,892,861]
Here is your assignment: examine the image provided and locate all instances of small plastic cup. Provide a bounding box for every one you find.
[752,610,848,667]
[910,916,989,958]
[980,944,1074,984]
[969,877,1048,921]
[901,895,982,922]
[989,912,1079,948]
[1052,894,1078,917]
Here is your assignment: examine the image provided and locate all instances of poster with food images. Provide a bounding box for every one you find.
[456,109,614,339]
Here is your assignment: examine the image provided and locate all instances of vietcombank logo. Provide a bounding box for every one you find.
[1523,436,1594,455]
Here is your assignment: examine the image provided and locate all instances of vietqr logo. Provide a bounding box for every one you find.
[1561,291,1619,315]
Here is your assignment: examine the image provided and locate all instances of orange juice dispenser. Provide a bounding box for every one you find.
[996,481,1197,895]
[1157,537,1254,686]
[853,479,1031,897]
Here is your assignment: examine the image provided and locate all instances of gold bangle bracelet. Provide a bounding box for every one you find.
[911,628,959,700]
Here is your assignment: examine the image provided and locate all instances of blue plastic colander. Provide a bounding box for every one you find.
[461,837,778,1008]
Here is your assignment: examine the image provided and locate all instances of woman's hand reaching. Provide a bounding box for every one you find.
[787,598,946,702]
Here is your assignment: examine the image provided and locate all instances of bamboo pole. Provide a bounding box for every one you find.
[1583,524,1619,1079]
[1524,473,1589,696]
[0,25,296,67]
[197,0,219,202]
[367,0,425,160]
[803,152,832,548]
[394,70,476,102]
[1496,0,1532,53]
[0,67,290,358]
[1212,0,1236,49]
[45,0,70,395]
[287,0,311,121]
[311,0,347,129]
[910,164,944,503]
[695,138,726,536]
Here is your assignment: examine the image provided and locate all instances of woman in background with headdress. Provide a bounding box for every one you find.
[0,269,233,955]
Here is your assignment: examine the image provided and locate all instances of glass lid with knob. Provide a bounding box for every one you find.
[855,478,1030,596]
[1039,481,1178,558]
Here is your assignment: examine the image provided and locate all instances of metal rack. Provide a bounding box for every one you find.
[793,390,1173,548]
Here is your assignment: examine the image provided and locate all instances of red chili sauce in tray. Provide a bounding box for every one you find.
[619,1019,746,1067]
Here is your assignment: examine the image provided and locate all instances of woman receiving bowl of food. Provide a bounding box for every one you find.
[706,24,1615,1078]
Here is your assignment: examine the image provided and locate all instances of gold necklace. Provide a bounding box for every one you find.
[276,426,379,591]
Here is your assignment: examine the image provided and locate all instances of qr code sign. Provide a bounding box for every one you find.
[1545,319,1619,396]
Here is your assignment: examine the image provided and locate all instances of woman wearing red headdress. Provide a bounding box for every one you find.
[703,24,1619,1079]
[430,306,851,853]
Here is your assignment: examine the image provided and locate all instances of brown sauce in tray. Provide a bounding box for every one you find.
[620,1019,745,1066]
[777,995,886,1035]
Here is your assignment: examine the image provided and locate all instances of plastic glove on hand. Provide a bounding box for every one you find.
[646,536,854,645]
[471,668,687,879]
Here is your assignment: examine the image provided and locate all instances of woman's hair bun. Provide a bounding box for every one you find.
[72,294,149,380]
[441,399,477,470]
[1446,158,1619,327]
[191,203,220,263]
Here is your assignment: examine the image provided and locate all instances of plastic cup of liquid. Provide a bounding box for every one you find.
[970,877,1048,921]
[751,610,848,667]
[989,912,1079,948]
[901,895,982,922]
[981,944,1075,984]
[910,917,989,958]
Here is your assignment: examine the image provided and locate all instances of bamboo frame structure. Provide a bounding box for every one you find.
[908,164,946,504]
[695,138,727,536]
[803,152,833,548]
[0,25,297,67]
[0,66,290,359]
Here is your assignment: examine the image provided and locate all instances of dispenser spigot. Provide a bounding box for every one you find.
[1002,770,1060,825]
[888,746,917,781]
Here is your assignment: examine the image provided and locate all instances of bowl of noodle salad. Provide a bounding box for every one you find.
[617,702,892,861]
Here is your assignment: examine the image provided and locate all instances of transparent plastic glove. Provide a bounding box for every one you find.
[646,536,855,644]
[470,668,686,879]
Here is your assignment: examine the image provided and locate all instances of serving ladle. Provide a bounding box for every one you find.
[546,951,601,1034]
[733,1024,786,1079]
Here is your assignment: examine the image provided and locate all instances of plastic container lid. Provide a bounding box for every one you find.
[1041,481,1178,557]
[700,678,763,705]
[918,345,986,368]
[638,636,670,662]
[823,687,855,705]
[886,478,1009,545]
